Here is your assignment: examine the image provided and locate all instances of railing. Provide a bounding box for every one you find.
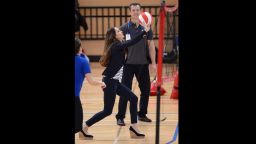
[76,6,178,41]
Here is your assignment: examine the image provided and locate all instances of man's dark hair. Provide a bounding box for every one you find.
[129,3,141,10]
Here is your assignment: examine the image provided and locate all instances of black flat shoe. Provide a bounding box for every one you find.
[129,126,145,138]
[117,119,126,126]
[138,115,152,122]
[79,130,93,140]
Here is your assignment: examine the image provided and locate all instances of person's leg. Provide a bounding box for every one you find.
[116,83,138,124]
[116,83,145,138]
[135,65,151,122]
[85,78,117,127]
[75,96,83,133]
[75,96,93,139]
[116,65,134,121]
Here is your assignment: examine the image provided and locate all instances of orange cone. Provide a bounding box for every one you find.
[150,80,166,96]
[170,71,178,99]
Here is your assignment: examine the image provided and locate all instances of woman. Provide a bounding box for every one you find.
[81,23,150,139]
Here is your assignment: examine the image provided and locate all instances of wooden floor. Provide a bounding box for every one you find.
[75,62,178,144]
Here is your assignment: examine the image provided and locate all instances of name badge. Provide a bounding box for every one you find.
[126,34,131,40]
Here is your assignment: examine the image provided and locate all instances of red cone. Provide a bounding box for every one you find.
[150,80,166,96]
[170,71,178,99]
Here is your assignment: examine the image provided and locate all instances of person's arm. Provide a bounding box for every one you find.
[147,29,157,72]
[116,30,146,49]
[148,40,156,65]
[82,58,106,88]
[85,73,106,88]
[116,23,150,49]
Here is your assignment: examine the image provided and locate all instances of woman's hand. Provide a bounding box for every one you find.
[101,82,106,89]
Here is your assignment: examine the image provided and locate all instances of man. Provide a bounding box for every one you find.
[115,2,157,125]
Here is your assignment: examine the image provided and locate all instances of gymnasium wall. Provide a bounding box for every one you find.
[79,0,175,7]
[78,0,178,57]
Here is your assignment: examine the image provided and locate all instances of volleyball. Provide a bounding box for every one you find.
[139,12,153,25]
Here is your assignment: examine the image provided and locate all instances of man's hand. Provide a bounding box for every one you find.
[151,63,157,74]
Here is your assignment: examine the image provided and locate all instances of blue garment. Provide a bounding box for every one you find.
[80,53,90,62]
[75,55,91,97]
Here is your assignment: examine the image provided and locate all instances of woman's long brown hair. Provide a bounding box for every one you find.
[99,27,116,67]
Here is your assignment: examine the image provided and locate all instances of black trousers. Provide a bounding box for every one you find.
[75,96,83,133]
[116,64,150,119]
[86,77,138,126]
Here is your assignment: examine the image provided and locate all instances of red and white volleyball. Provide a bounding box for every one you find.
[139,12,153,25]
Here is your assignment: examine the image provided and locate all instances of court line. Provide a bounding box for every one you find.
[113,126,122,144]
[75,139,148,141]
[166,123,178,144]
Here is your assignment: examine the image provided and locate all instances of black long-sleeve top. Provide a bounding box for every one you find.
[102,30,147,78]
